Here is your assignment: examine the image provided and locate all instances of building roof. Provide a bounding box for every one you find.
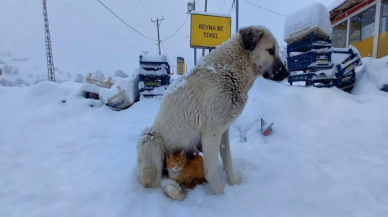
[329,0,367,21]
[328,0,347,12]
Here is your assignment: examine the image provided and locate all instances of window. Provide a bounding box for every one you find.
[349,5,376,44]
[333,21,348,47]
[379,0,388,58]
[381,0,388,33]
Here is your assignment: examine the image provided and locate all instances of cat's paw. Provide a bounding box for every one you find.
[228,177,242,186]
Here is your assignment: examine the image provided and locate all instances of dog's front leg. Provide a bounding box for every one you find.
[220,128,242,185]
[202,132,225,195]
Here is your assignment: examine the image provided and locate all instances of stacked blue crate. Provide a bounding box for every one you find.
[381,85,388,92]
[287,32,361,93]
[287,32,332,72]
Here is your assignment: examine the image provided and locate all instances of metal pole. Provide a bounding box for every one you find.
[236,0,239,33]
[202,0,208,56]
[42,0,56,82]
[152,17,164,55]
[194,48,197,65]
[157,20,161,55]
[372,0,382,58]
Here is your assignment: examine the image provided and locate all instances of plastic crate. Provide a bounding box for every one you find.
[312,75,336,88]
[287,32,332,54]
[381,84,388,92]
[139,74,170,87]
[287,50,332,72]
[288,73,316,85]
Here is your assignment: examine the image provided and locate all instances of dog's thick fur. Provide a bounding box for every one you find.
[137,26,289,194]
[137,127,165,188]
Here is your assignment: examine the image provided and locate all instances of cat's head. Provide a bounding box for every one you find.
[166,150,187,172]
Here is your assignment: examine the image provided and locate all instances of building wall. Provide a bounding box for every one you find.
[378,32,388,58]
[331,0,388,59]
[352,36,374,57]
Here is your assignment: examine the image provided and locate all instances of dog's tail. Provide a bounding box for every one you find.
[137,126,164,188]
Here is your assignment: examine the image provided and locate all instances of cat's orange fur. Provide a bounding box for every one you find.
[166,151,207,189]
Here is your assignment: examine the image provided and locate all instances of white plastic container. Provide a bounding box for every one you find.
[284,3,332,44]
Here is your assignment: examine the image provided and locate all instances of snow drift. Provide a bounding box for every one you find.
[353,55,388,95]
[1,55,388,216]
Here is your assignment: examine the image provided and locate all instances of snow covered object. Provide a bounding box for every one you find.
[99,76,140,110]
[352,55,388,94]
[81,73,113,100]
[81,72,140,110]
[261,118,274,136]
[138,54,171,98]
[284,3,332,44]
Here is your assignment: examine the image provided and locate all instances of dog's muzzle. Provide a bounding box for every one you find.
[264,60,290,82]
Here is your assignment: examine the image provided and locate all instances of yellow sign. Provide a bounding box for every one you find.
[177,57,186,75]
[190,12,231,48]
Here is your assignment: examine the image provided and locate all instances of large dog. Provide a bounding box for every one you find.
[137,25,289,194]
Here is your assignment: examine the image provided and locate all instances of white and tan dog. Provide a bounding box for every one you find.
[137,25,289,195]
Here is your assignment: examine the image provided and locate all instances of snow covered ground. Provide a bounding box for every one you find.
[1,57,388,216]
[1,0,388,216]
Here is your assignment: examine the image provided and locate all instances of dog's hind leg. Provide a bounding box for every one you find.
[201,132,225,195]
[137,127,164,188]
[220,128,242,186]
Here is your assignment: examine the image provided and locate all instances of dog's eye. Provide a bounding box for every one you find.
[268,48,275,56]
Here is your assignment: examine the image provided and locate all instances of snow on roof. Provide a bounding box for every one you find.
[327,0,347,12]
[191,11,231,18]
[139,54,168,63]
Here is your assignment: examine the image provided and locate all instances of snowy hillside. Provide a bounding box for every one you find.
[1,57,388,216]
[0,0,337,86]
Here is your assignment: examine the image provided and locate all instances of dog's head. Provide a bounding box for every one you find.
[239,26,289,82]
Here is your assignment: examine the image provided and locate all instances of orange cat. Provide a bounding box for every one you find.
[166,151,207,189]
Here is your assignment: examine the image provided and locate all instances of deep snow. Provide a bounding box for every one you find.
[1,62,388,216]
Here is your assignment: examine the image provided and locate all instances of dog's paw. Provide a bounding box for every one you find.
[228,177,242,186]
[161,179,186,201]
[211,183,225,195]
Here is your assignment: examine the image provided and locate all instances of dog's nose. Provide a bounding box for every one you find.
[273,67,289,81]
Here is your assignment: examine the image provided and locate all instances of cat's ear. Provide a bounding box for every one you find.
[166,152,172,159]
[180,150,185,157]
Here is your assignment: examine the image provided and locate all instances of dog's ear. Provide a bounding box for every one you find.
[239,27,264,51]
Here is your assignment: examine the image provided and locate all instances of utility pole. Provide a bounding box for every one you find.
[151,16,164,55]
[236,0,239,33]
[202,0,208,57]
[187,0,197,65]
[42,0,55,82]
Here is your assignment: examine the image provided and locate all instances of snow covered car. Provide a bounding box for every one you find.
[138,54,171,97]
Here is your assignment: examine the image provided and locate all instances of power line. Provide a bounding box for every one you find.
[97,0,158,41]
[144,0,160,17]
[52,1,106,32]
[161,14,190,42]
[229,0,234,16]
[161,0,201,41]
[161,42,175,68]
[241,0,286,17]
[152,0,163,15]
[138,0,153,20]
